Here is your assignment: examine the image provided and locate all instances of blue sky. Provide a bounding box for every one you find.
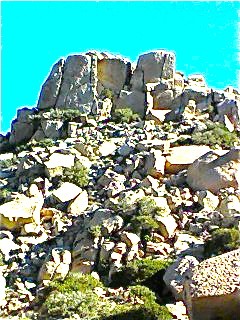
[1,1,240,133]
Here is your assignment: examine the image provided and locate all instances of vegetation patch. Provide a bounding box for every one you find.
[101,88,114,100]
[15,138,56,153]
[129,197,166,234]
[106,285,172,320]
[191,121,238,149]
[113,108,141,124]
[0,187,13,205]
[29,108,84,122]
[204,227,240,257]
[111,258,172,290]
[41,273,108,318]
[63,161,89,188]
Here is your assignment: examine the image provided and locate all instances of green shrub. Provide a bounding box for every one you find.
[105,285,172,320]
[204,227,240,257]
[33,138,55,148]
[48,272,103,294]
[42,273,172,320]
[130,197,165,233]
[0,188,13,204]
[0,158,17,168]
[50,108,83,121]
[42,273,109,318]
[30,109,83,122]
[88,225,102,238]
[43,290,104,318]
[192,121,238,148]
[101,88,114,100]
[113,108,141,124]
[63,161,89,188]
[111,258,172,289]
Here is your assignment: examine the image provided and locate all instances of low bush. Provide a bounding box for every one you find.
[101,88,114,100]
[48,272,103,294]
[192,121,238,148]
[41,272,172,320]
[113,108,141,124]
[130,197,165,233]
[29,109,83,122]
[0,252,5,266]
[204,227,240,257]
[0,158,17,168]
[106,285,172,320]
[42,273,109,319]
[63,161,89,188]
[88,225,102,239]
[111,258,172,289]
[0,188,13,204]
[50,108,83,121]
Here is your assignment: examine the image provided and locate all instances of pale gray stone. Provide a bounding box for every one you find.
[9,108,36,145]
[41,120,64,139]
[130,50,175,91]
[163,255,199,300]
[52,182,82,203]
[187,148,240,193]
[55,54,93,110]
[37,58,65,110]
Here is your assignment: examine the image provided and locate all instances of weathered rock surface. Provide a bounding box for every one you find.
[0,192,44,230]
[184,249,240,320]
[9,108,36,145]
[1,49,240,320]
[165,145,211,174]
[163,255,199,300]
[187,148,240,193]
[37,58,65,110]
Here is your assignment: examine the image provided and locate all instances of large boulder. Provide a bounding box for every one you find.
[130,50,175,90]
[37,51,132,114]
[165,146,211,173]
[0,191,44,231]
[67,190,88,215]
[55,54,93,111]
[165,145,212,174]
[44,152,75,178]
[37,58,65,110]
[115,90,146,117]
[93,51,132,94]
[41,119,64,139]
[184,249,240,320]
[38,248,71,284]
[163,255,199,300]
[215,98,240,129]
[9,108,36,145]
[52,182,82,203]
[187,148,240,193]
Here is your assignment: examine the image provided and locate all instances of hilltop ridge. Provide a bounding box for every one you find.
[0,50,239,320]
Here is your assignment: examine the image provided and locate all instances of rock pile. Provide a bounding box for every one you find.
[0,49,239,320]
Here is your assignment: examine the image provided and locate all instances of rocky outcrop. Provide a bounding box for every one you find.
[2,49,240,148]
[184,249,240,320]
[187,148,240,193]
[0,48,240,320]
[9,108,37,145]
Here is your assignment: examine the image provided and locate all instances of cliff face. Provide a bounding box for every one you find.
[0,50,240,320]
[2,50,239,149]
[37,50,175,115]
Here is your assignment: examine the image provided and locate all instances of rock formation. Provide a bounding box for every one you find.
[0,49,239,320]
